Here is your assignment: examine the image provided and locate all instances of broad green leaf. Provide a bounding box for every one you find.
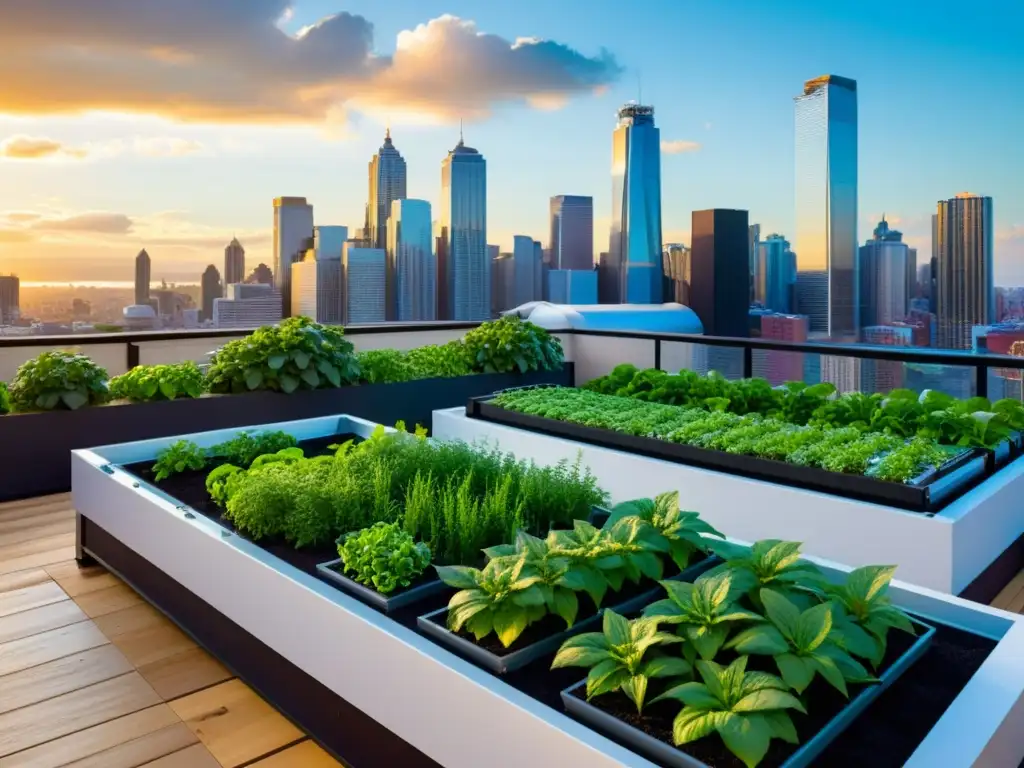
[719,713,772,768]
[643,656,692,679]
[550,643,610,669]
[621,674,649,713]
[811,653,849,696]
[831,613,882,663]
[511,585,546,607]
[633,551,663,581]
[794,602,833,652]
[61,390,88,410]
[642,598,685,622]
[320,361,341,387]
[465,610,493,641]
[652,681,720,710]
[726,624,790,656]
[300,366,320,388]
[158,379,177,399]
[760,588,801,640]
[685,624,730,661]
[244,368,263,390]
[874,604,916,635]
[602,610,631,646]
[292,350,311,369]
[267,353,288,370]
[763,711,799,745]
[586,659,629,699]
[447,599,490,632]
[483,544,516,560]
[551,589,579,628]
[492,604,529,648]
[846,565,898,603]
[435,565,479,589]
[733,688,806,714]
[552,631,609,661]
[715,608,765,624]
[775,653,815,693]
[279,373,299,394]
[672,709,721,745]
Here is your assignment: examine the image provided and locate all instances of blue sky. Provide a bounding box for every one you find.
[0,0,1021,283]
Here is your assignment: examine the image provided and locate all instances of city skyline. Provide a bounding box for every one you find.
[0,1,1021,285]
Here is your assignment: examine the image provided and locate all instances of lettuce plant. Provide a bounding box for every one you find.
[581,363,639,395]
[8,350,109,411]
[651,656,805,768]
[605,491,723,571]
[109,362,204,402]
[551,610,687,713]
[462,315,564,374]
[153,439,207,482]
[206,464,243,507]
[336,521,431,595]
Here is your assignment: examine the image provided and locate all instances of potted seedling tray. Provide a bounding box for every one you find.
[560,616,936,768]
[315,560,449,614]
[984,430,1024,473]
[466,396,988,514]
[417,554,719,675]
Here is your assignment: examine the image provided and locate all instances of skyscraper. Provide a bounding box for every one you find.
[388,199,436,321]
[549,196,594,271]
[689,209,750,338]
[755,234,797,314]
[342,243,387,324]
[512,235,543,306]
[134,249,151,306]
[794,75,858,338]
[748,224,761,303]
[859,217,909,330]
[608,103,663,304]
[662,244,691,305]
[547,270,598,304]
[935,193,994,349]
[272,196,314,317]
[291,250,342,325]
[200,264,222,323]
[224,238,245,287]
[0,275,19,325]
[368,129,407,251]
[314,226,348,261]
[439,134,488,320]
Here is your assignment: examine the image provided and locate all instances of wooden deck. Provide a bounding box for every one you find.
[0,494,341,767]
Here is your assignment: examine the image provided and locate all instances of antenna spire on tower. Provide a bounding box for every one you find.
[459,118,464,146]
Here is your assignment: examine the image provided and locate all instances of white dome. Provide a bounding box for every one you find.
[123,304,157,319]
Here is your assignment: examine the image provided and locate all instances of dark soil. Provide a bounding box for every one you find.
[562,621,995,768]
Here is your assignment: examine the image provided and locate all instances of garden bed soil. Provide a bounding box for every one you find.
[564,622,995,768]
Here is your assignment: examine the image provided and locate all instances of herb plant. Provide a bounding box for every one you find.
[462,315,564,374]
[109,362,204,402]
[8,350,109,411]
[405,341,472,378]
[708,539,824,601]
[210,430,297,467]
[153,439,207,482]
[605,491,724,571]
[336,521,431,595]
[356,349,416,384]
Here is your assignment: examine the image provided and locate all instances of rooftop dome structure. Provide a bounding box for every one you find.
[123,304,156,320]
[503,302,703,335]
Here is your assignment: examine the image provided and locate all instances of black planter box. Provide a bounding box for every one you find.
[466,396,987,514]
[315,559,448,615]
[417,555,719,675]
[0,365,572,502]
[560,617,936,768]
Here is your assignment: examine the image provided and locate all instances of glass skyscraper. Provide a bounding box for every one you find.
[549,195,594,271]
[859,218,909,330]
[367,129,407,251]
[388,199,436,321]
[273,196,314,318]
[608,103,663,304]
[935,193,994,349]
[756,234,797,314]
[794,75,858,339]
[439,136,489,321]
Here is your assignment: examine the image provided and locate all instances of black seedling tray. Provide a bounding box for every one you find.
[315,560,449,615]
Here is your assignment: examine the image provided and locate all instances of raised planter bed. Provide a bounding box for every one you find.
[433,406,1024,599]
[316,561,448,615]
[0,364,572,502]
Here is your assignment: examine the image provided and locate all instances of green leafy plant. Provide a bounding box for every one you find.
[868,439,950,483]
[405,341,472,378]
[356,349,416,384]
[336,521,431,595]
[8,350,109,411]
[205,316,360,394]
[0,381,9,415]
[210,430,298,467]
[109,362,205,402]
[708,539,824,602]
[462,315,564,374]
[153,439,207,482]
[605,492,723,571]
[205,464,243,507]
[551,610,687,713]
[544,519,613,608]
[583,364,640,395]
[651,656,805,768]
[248,446,305,470]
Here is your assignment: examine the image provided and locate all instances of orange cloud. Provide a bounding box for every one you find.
[661,139,701,155]
[0,134,205,161]
[0,135,88,159]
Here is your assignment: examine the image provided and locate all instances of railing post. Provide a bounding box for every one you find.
[975,363,988,400]
[126,342,139,371]
[742,346,753,379]
[654,339,662,371]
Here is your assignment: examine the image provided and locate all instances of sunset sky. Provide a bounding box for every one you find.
[0,0,1021,285]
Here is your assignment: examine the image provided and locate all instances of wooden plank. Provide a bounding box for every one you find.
[0,581,67,618]
[0,494,71,519]
[74,583,144,619]
[0,544,77,575]
[0,673,162,757]
[0,599,88,645]
[0,502,75,527]
[140,743,221,768]
[0,644,134,715]
[990,567,1024,611]
[0,705,181,768]
[170,679,303,768]
[62,723,198,768]
[0,619,108,676]
[0,532,75,561]
[45,560,121,597]
[137,646,233,702]
[94,603,197,669]
[251,740,342,767]
[0,512,76,542]
[0,569,50,594]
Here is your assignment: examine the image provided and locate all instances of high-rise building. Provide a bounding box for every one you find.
[935,193,994,349]
[314,226,348,261]
[247,263,274,286]
[794,75,858,338]
[342,243,386,324]
[488,245,502,317]
[367,129,407,251]
[906,247,917,310]
[549,196,594,271]
[213,283,282,328]
[439,134,488,320]
[388,199,436,321]
[291,244,342,325]
[272,196,314,317]
[200,265,222,323]
[662,244,691,305]
[608,103,663,304]
[224,238,245,287]
[134,249,151,306]
[859,217,909,330]
[756,313,809,385]
[0,275,20,325]
[748,224,761,303]
[755,234,797,314]
[492,252,515,314]
[512,235,543,306]
[689,209,750,338]
[916,263,932,302]
[861,324,913,393]
[547,269,598,304]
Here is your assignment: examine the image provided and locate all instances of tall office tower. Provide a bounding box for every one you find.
[488,245,501,317]
[291,235,343,324]
[492,253,515,314]
[224,238,245,287]
[200,265,222,323]
[439,134,488,320]
[342,243,386,324]
[314,226,348,261]
[247,264,274,285]
[662,244,691,305]
[368,129,407,251]
[0,275,20,325]
[756,313,809,385]
[859,217,909,330]
[534,241,545,300]
[549,196,594,270]
[388,199,436,321]
[935,193,994,349]
[689,209,750,337]
[916,263,931,301]
[906,248,917,308]
[511,235,542,306]
[213,283,282,328]
[794,75,858,338]
[608,103,663,304]
[547,270,598,304]
[748,224,761,303]
[134,249,151,306]
[272,196,314,317]
[861,324,913,393]
[755,234,797,313]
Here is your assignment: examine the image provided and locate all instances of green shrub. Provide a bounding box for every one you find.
[8,350,109,412]
[109,362,205,402]
[205,316,360,394]
[205,464,243,507]
[356,348,416,384]
[210,430,297,467]
[405,340,472,378]
[153,440,207,482]
[336,522,431,594]
[0,382,9,415]
[462,315,564,374]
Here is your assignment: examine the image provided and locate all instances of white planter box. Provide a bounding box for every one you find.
[72,414,1024,768]
[432,407,1024,596]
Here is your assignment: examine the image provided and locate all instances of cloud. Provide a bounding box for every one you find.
[661,139,701,155]
[0,4,621,125]
[0,135,88,159]
[31,212,135,234]
[0,134,205,161]
[0,229,35,243]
